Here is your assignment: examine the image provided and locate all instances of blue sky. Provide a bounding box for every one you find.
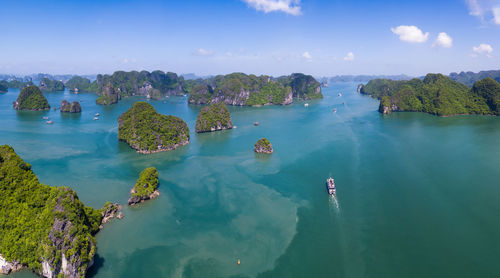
[0,0,499,76]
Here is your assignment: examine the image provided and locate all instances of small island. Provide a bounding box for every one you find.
[0,82,7,93]
[60,100,82,113]
[96,83,119,105]
[118,102,190,153]
[128,167,160,205]
[195,102,233,133]
[13,85,50,111]
[254,138,273,154]
[0,145,117,277]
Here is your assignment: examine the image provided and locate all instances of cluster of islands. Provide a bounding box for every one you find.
[0,69,499,277]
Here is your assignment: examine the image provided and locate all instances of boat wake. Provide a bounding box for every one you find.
[328,194,340,213]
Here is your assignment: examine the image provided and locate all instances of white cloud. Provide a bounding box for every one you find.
[195,48,214,56]
[122,58,129,64]
[302,51,312,59]
[466,0,500,25]
[390,25,429,43]
[472,43,493,57]
[243,0,301,15]
[433,32,453,48]
[493,6,500,24]
[343,52,354,61]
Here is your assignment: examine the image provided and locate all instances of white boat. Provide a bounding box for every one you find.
[95,113,100,117]
[42,116,49,120]
[334,108,337,113]
[93,117,99,121]
[304,103,309,107]
[326,177,336,195]
[46,120,53,124]
[338,93,342,96]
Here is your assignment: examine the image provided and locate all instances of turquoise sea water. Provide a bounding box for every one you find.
[1,83,499,278]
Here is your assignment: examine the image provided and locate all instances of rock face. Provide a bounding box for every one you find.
[254,138,273,154]
[96,83,119,105]
[0,255,22,274]
[195,102,233,133]
[0,145,106,278]
[118,102,190,153]
[357,84,364,93]
[13,85,50,110]
[60,100,82,113]
[100,202,123,228]
[128,167,160,205]
[188,73,321,106]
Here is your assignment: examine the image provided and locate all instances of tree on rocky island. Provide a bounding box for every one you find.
[195,102,233,133]
[254,138,273,154]
[128,167,160,205]
[13,85,50,111]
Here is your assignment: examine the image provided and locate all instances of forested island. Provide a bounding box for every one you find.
[65,76,93,92]
[0,83,7,93]
[13,86,50,111]
[96,84,119,105]
[128,167,160,205]
[449,70,500,87]
[360,74,500,116]
[195,102,233,133]
[60,100,82,113]
[118,102,190,153]
[188,73,322,106]
[39,78,64,91]
[254,138,273,154]
[0,145,119,277]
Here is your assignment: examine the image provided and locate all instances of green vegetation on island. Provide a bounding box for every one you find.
[360,74,499,116]
[96,83,119,105]
[13,85,50,111]
[118,102,190,153]
[254,138,273,154]
[128,167,160,205]
[60,100,82,113]
[188,72,321,106]
[39,78,65,91]
[449,70,500,87]
[0,82,7,93]
[0,80,33,90]
[0,145,104,277]
[65,76,92,92]
[195,102,233,133]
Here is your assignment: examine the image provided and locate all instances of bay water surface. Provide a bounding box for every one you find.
[1,83,499,277]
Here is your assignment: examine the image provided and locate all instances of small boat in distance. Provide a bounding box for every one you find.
[326,177,336,195]
[42,116,49,120]
[46,120,53,124]
[333,108,337,113]
[95,113,100,117]
[93,117,99,121]
[304,103,309,107]
[254,122,259,126]
[338,93,342,96]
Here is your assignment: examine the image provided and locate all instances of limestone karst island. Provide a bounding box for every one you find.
[0,1,499,278]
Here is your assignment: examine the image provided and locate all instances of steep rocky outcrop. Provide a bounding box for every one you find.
[13,85,50,110]
[357,84,363,93]
[0,145,115,278]
[60,100,82,113]
[195,102,233,133]
[254,138,273,154]
[118,102,189,153]
[100,202,123,228]
[96,83,119,105]
[128,167,160,205]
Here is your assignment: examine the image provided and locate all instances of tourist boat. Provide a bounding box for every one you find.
[46,120,53,124]
[338,93,342,96]
[95,113,100,117]
[326,177,336,195]
[93,117,99,121]
[333,108,337,113]
[42,116,49,120]
[254,122,259,126]
[304,103,309,107]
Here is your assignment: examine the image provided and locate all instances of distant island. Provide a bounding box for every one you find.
[360,74,500,116]
[13,86,50,111]
[65,76,93,92]
[39,78,64,92]
[0,145,119,277]
[449,70,500,87]
[195,102,233,133]
[60,100,82,113]
[128,167,160,205]
[0,83,6,93]
[188,73,322,106]
[118,102,190,153]
[96,84,120,105]
[254,138,273,154]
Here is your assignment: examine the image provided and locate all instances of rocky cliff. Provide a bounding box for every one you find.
[39,78,65,92]
[96,83,119,105]
[128,167,160,205]
[254,138,273,154]
[60,100,82,113]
